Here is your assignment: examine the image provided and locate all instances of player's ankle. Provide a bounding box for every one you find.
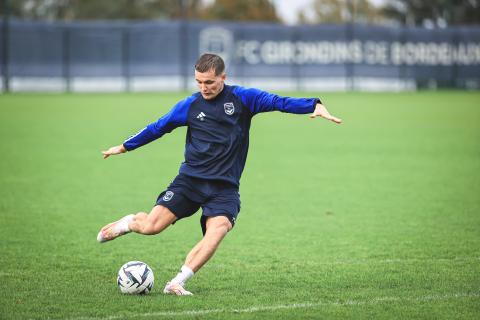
[171,265,194,286]
[117,214,134,233]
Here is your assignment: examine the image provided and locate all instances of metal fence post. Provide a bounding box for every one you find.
[345,22,354,91]
[346,0,355,91]
[452,27,459,88]
[122,27,131,92]
[291,26,300,92]
[181,20,189,91]
[1,0,10,93]
[62,24,71,92]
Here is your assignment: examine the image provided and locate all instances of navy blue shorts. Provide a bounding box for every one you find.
[156,174,240,235]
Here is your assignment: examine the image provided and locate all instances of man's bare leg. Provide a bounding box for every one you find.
[97,205,177,242]
[164,215,232,295]
[129,205,177,235]
[185,216,232,272]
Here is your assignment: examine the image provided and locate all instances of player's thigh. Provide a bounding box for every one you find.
[146,205,178,231]
[201,189,239,235]
[156,176,202,220]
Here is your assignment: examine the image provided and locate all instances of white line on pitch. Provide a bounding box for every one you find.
[69,292,480,320]
[209,256,480,269]
[328,256,480,265]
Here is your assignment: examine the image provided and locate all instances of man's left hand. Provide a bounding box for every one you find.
[310,103,342,124]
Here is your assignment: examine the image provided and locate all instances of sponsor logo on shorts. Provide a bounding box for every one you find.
[163,191,174,201]
[224,102,234,115]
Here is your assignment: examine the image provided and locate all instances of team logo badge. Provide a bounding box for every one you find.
[199,27,233,66]
[224,102,234,115]
[163,191,174,201]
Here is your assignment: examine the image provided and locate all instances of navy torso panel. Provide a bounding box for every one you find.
[180,85,252,186]
[123,84,318,188]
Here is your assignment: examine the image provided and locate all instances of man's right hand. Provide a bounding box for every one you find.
[102,144,127,159]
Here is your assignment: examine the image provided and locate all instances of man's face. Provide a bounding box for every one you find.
[195,68,226,100]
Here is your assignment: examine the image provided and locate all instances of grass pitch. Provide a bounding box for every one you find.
[0,91,479,319]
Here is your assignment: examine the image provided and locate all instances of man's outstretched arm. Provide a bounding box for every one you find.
[310,103,342,124]
[100,95,195,160]
[233,87,342,124]
[102,144,127,159]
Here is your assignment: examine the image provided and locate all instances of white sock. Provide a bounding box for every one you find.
[113,214,134,233]
[171,265,194,286]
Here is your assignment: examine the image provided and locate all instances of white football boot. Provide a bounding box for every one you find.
[97,214,134,243]
[163,282,193,296]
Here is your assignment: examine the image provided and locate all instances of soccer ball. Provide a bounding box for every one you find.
[117,261,154,294]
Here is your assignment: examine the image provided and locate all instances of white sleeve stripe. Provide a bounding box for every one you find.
[124,127,148,143]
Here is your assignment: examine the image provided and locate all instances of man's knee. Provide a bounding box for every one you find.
[134,212,148,221]
[134,205,176,235]
[205,216,232,235]
[140,215,160,235]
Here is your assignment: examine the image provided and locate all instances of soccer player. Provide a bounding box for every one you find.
[97,53,342,295]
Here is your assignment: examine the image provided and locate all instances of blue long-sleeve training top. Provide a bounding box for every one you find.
[123,84,320,187]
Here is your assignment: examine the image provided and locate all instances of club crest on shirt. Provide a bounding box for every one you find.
[163,191,174,201]
[224,102,234,115]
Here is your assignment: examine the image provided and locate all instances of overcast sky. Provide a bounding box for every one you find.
[272,0,313,25]
[272,0,386,25]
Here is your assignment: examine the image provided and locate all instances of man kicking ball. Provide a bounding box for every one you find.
[97,53,342,295]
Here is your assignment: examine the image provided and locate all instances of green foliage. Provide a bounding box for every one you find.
[200,0,280,23]
[4,0,479,25]
[3,0,203,21]
[381,0,480,26]
[3,0,281,22]
[0,91,479,319]
[300,0,383,24]
[298,0,480,26]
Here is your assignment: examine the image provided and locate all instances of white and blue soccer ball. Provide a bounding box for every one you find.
[117,261,154,294]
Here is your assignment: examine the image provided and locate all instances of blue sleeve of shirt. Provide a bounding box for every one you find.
[232,86,320,116]
[123,95,196,151]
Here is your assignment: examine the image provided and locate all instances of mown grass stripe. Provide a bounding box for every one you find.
[69,292,480,320]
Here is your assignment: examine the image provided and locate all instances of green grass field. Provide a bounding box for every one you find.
[0,91,479,319]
